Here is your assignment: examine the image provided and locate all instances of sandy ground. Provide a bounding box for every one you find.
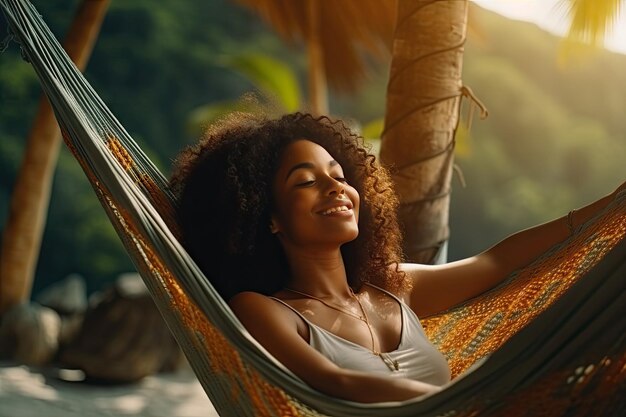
[0,361,219,417]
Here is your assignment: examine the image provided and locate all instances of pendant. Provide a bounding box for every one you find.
[378,352,400,371]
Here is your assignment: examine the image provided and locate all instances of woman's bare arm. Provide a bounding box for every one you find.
[229,291,441,403]
[403,182,624,317]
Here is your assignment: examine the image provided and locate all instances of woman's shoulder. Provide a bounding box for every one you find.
[229,291,308,339]
[229,291,278,315]
[229,291,301,324]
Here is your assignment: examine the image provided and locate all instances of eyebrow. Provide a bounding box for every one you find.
[285,160,339,181]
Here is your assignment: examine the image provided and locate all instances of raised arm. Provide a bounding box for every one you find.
[402,182,625,318]
[229,291,441,403]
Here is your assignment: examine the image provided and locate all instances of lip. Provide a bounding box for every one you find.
[316,200,354,216]
[319,208,354,217]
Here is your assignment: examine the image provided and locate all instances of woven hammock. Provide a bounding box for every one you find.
[2,1,625,416]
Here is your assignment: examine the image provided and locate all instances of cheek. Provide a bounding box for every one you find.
[273,193,314,227]
[348,186,360,220]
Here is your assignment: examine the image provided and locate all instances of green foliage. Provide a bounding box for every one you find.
[361,118,384,141]
[186,98,263,138]
[469,5,626,137]
[447,6,626,260]
[0,1,624,294]
[33,148,134,294]
[220,52,302,112]
[186,51,303,136]
[0,0,274,294]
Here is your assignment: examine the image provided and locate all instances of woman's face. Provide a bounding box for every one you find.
[271,139,360,250]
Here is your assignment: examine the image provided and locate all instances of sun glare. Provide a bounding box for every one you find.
[472,0,626,54]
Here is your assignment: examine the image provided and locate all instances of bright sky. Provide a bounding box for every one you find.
[472,0,626,55]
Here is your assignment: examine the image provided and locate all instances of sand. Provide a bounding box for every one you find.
[0,361,219,417]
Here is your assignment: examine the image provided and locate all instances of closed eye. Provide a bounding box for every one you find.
[335,177,347,183]
[296,180,316,187]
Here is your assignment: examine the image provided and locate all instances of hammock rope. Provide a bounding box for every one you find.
[1,1,625,415]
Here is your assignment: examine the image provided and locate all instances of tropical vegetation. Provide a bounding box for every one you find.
[0,0,624,295]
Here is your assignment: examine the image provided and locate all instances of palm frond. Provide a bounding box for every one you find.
[221,52,302,112]
[234,0,396,91]
[558,0,623,45]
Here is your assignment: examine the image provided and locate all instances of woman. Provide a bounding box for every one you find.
[170,112,622,403]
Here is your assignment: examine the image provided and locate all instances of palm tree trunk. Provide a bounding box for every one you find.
[0,0,110,315]
[306,0,329,115]
[380,0,468,264]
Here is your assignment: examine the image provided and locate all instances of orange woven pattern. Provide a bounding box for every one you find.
[436,353,625,417]
[64,130,625,416]
[493,354,625,417]
[422,204,626,378]
[105,135,181,238]
[61,131,315,415]
[98,190,323,414]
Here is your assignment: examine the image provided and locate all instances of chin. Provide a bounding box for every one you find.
[341,228,359,243]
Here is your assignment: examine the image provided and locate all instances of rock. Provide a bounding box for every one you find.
[59,273,182,383]
[58,313,84,346]
[0,302,61,365]
[115,272,149,297]
[35,274,87,315]
[35,274,88,347]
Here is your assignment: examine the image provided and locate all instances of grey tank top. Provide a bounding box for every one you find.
[272,284,451,386]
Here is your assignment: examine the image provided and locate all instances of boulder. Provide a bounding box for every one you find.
[35,274,88,346]
[0,302,61,365]
[59,273,182,382]
[36,273,87,315]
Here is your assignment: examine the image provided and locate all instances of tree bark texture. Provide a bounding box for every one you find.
[380,0,468,264]
[306,0,329,115]
[0,0,110,315]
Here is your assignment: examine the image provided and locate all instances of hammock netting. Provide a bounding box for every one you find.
[1,1,625,415]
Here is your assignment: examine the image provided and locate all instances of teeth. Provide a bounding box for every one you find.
[321,206,350,215]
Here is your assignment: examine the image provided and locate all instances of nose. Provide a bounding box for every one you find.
[325,176,346,198]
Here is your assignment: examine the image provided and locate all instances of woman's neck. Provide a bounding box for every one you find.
[283,246,352,298]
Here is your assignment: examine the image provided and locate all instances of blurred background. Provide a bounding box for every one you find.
[1,0,625,297]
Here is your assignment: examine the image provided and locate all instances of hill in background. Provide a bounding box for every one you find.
[449,5,626,258]
[0,2,624,291]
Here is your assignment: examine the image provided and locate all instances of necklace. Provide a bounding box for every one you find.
[284,287,366,322]
[283,287,400,371]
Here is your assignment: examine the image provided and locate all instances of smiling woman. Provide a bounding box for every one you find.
[169,111,623,403]
[270,140,360,250]
[169,112,407,302]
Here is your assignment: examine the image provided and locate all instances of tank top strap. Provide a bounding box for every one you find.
[362,282,404,305]
[268,296,311,323]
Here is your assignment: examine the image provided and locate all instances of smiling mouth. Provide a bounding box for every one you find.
[319,205,352,216]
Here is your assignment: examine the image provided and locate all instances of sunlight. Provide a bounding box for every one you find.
[472,0,626,54]
[96,394,147,414]
[2,366,59,401]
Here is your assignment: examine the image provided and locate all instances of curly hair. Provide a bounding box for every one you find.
[170,112,409,301]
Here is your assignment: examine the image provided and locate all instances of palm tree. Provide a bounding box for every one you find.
[380,0,623,264]
[379,0,476,264]
[233,0,396,114]
[0,0,110,315]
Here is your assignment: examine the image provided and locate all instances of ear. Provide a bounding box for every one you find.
[269,217,280,234]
